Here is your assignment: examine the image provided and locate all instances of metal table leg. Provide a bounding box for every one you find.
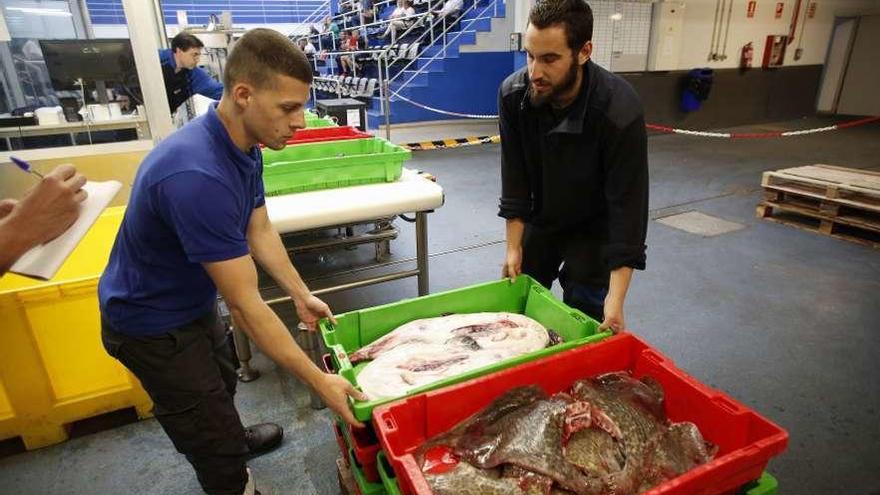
[416,211,429,296]
[295,323,327,409]
[231,321,260,382]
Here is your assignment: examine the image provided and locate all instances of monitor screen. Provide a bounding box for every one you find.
[39,39,137,91]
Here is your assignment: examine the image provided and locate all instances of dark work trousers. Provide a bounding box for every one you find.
[101,308,249,495]
[520,225,610,323]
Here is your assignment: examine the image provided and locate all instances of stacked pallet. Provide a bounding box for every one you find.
[757,164,880,249]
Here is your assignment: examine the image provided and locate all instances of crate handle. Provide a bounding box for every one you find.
[641,349,667,367]
[381,411,398,432]
[712,395,745,415]
[321,353,336,373]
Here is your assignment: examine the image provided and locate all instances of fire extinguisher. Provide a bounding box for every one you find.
[740,42,754,71]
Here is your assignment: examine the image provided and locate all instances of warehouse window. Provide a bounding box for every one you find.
[589,0,653,72]
[0,0,144,150]
[85,0,328,26]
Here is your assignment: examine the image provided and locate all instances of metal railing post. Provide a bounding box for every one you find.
[377,56,391,140]
[443,16,447,57]
[384,78,391,141]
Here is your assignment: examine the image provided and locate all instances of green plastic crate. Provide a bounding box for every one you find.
[377,452,402,495]
[262,137,409,196]
[349,448,386,495]
[741,472,778,495]
[319,275,610,422]
[305,110,337,127]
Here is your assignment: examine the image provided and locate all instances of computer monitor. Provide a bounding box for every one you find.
[39,39,137,92]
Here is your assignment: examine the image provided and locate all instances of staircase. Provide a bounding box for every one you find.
[366,0,509,127]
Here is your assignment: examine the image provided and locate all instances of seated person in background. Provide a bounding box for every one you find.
[297,37,317,57]
[361,0,376,24]
[339,30,365,76]
[379,0,416,43]
[340,0,356,13]
[321,15,341,47]
[0,165,86,276]
[433,0,463,20]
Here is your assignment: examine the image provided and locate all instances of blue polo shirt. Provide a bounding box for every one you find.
[99,103,265,336]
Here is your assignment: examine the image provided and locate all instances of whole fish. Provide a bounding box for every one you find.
[353,313,551,399]
[569,372,716,494]
[416,373,716,495]
[349,312,549,363]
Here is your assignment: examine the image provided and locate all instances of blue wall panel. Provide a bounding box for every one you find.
[384,51,516,125]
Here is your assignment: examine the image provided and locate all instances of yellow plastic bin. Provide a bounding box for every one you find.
[0,206,152,450]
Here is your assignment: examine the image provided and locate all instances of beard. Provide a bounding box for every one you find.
[529,58,581,108]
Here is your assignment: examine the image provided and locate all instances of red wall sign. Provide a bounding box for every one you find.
[775,2,785,19]
[807,2,817,18]
[747,0,757,18]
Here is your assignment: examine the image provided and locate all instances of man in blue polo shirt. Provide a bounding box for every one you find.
[99,29,366,495]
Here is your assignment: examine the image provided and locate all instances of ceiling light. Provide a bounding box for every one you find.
[5,7,73,17]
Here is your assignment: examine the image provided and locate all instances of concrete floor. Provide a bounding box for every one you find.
[376,118,500,145]
[1,117,879,494]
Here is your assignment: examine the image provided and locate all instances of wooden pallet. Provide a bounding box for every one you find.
[761,164,880,213]
[758,164,880,249]
[757,201,880,249]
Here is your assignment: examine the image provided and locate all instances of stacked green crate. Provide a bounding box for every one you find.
[305,109,337,127]
[262,137,409,195]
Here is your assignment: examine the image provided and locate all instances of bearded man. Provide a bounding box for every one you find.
[497,0,649,332]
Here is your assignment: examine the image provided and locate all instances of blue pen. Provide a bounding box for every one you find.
[9,156,45,179]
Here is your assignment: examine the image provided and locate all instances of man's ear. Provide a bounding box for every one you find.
[578,40,593,66]
[231,83,253,109]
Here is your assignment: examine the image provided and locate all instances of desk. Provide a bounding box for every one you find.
[0,116,150,149]
[231,169,445,381]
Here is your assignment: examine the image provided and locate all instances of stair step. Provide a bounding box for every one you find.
[447,30,476,45]
[423,44,460,58]
[394,70,429,87]
[416,57,445,72]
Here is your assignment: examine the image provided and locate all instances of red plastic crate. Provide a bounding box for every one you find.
[259,126,371,148]
[289,126,371,144]
[373,332,788,495]
[343,421,382,483]
[333,423,350,468]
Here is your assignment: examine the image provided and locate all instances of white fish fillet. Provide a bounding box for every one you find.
[353,312,549,399]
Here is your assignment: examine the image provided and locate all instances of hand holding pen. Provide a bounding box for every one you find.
[2,157,87,246]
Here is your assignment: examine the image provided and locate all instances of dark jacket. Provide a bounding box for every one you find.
[497,60,648,271]
[159,49,224,113]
